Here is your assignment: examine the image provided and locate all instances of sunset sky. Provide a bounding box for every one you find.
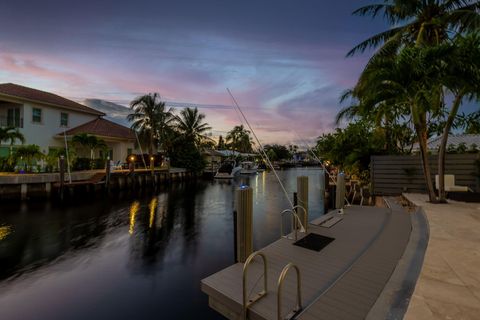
[0,1,388,144]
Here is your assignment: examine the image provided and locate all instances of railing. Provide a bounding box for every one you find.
[242,251,268,320]
[277,263,302,320]
[280,205,307,241]
[0,116,23,128]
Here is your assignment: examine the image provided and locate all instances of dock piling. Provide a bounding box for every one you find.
[235,186,253,263]
[297,176,308,228]
[335,173,346,210]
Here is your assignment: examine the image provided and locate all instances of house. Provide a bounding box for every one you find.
[0,83,135,162]
[412,134,480,153]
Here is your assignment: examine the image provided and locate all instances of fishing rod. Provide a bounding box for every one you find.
[227,88,295,209]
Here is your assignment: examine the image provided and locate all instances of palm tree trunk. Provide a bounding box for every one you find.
[414,121,437,202]
[438,93,464,202]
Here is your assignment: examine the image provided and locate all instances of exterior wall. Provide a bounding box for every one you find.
[0,98,98,153]
[371,154,480,195]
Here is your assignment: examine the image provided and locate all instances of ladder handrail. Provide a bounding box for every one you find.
[292,205,307,234]
[280,209,303,241]
[242,251,268,320]
[277,263,302,320]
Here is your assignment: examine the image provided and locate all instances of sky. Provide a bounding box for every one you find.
[0,0,388,145]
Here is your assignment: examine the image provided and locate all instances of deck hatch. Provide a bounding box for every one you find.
[293,233,334,252]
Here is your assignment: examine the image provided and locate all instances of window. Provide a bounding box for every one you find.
[60,112,69,127]
[7,108,21,127]
[32,108,42,123]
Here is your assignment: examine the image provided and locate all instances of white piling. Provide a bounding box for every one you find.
[297,176,309,229]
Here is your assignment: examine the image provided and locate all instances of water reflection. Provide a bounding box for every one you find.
[0,168,324,320]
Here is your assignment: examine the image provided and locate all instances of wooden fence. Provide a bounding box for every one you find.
[371,154,480,195]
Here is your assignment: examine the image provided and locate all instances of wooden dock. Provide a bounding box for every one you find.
[201,202,411,320]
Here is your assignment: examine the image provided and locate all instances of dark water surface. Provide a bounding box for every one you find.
[0,168,324,320]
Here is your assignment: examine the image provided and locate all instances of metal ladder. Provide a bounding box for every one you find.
[242,252,303,320]
[280,205,308,241]
[277,263,302,320]
[242,251,268,320]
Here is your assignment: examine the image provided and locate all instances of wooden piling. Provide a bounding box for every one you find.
[235,186,253,263]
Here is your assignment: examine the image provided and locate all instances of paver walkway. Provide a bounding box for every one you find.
[403,193,480,320]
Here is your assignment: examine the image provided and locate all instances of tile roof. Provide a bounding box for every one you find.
[61,118,136,140]
[0,83,105,116]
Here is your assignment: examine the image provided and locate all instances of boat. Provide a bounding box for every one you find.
[239,161,258,174]
[214,160,242,179]
[257,163,267,172]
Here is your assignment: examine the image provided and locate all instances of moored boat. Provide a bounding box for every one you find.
[214,160,242,179]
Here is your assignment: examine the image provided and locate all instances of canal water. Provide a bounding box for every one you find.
[0,168,325,320]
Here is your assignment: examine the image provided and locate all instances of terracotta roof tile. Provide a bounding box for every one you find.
[61,118,135,140]
[0,83,105,116]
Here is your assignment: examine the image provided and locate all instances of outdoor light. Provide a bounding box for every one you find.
[130,155,135,162]
[150,156,154,161]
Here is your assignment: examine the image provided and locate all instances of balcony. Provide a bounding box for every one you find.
[0,116,23,128]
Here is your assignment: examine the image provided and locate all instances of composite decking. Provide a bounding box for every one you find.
[201,201,411,320]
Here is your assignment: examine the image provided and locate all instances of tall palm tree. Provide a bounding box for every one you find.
[435,33,480,200]
[348,0,480,202]
[226,125,253,153]
[348,0,480,58]
[127,93,175,157]
[0,127,25,145]
[175,107,213,149]
[342,45,446,201]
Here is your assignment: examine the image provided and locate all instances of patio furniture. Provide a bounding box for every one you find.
[435,174,471,192]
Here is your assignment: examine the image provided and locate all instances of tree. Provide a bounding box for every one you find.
[72,133,107,160]
[175,107,213,149]
[0,127,25,145]
[14,144,44,172]
[217,135,226,150]
[127,93,175,157]
[434,34,480,201]
[342,46,447,201]
[316,120,386,179]
[348,0,480,58]
[226,125,253,153]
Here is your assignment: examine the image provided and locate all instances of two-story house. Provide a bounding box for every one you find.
[0,83,135,162]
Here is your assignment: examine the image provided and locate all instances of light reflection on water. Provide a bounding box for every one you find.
[0,168,324,320]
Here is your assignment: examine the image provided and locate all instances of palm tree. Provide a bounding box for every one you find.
[175,107,213,149]
[341,45,446,201]
[226,125,253,153]
[72,133,107,160]
[127,93,175,157]
[348,0,480,58]
[0,127,25,145]
[434,34,480,201]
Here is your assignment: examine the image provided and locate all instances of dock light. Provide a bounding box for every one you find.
[240,184,249,190]
[130,155,135,162]
[150,156,154,161]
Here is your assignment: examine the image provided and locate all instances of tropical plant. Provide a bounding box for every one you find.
[72,133,107,160]
[0,127,25,145]
[127,93,175,156]
[217,135,226,150]
[14,144,44,172]
[175,107,213,149]
[226,125,253,153]
[348,0,480,59]
[349,0,480,201]
[431,34,480,201]
[341,45,447,201]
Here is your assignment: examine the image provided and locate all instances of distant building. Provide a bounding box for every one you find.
[413,134,480,153]
[0,83,135,162]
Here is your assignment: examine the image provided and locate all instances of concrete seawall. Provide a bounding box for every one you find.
[0,168,192,200]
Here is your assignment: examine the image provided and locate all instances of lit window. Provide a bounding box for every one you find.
[60,112,69,127]
[32,108,42,123]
